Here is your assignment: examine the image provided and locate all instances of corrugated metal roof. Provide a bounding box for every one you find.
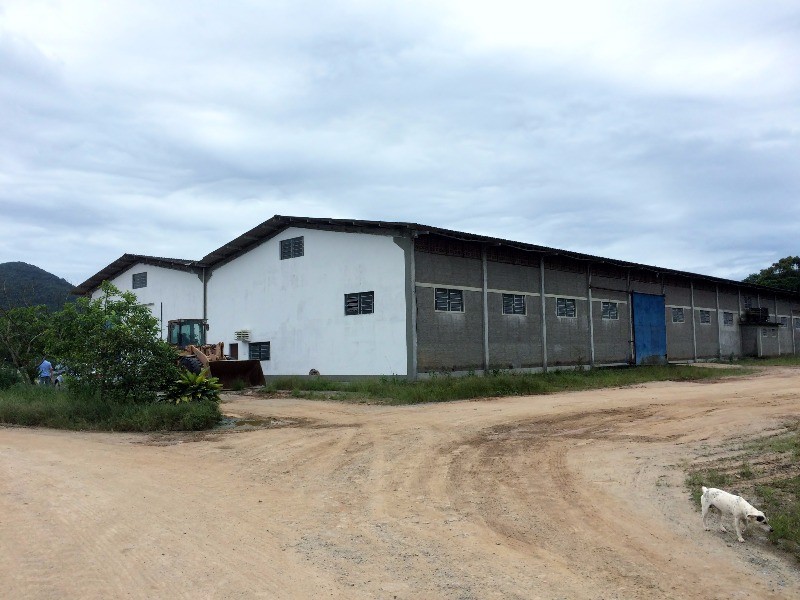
[73,215,800,299]
[72,254,200,296]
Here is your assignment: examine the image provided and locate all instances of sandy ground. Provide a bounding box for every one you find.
[2,368,800,599]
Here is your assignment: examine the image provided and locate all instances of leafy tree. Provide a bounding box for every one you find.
[743,256,800,293]
[0,304,50,383]
[48,281,180,403]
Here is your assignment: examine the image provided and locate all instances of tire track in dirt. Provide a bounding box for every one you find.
[4,370,800,599]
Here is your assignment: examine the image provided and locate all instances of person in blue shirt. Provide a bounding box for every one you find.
[38,358,53,385]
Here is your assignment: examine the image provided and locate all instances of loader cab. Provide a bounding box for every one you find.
[167,319,207,349]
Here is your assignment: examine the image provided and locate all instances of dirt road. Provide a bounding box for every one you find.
[2,368,799,599]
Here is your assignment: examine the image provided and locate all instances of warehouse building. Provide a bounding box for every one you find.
[75,215,800,378]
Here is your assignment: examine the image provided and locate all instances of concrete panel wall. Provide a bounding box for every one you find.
[413,241,800,372]
[487,293,542,369]
[718,287,742,358]
[793,317,800,354]
[544,265,586,297]
[415,252,482,289]
[487,261,540,294]
[486,260,542,369]
[544,298,590,366]
[628,275,662,296]
[760,326,781,356]
[775,298,797,354]
[415,286,484,372]
[664,282,695,360]
[694,284,720,359]
[591,293,631,364]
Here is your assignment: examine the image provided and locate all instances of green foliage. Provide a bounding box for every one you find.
[230,378,247,392]
[686,470,732,505]
[743,256,800,292]
[263,365,745,405]
[47,281,180,403]
[0,261,75,312]
[735,355,800,367]
[164,368,222,404]
[0,384,221,431]
[687,424,800,559]
[0,304,50,383]
[0,363,21,390]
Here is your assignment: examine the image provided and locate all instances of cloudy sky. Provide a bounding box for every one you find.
[2,0,799,285]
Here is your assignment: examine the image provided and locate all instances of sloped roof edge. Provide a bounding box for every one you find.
[75,215,800,299]
[200,215,800,297]
[72,254,200,296]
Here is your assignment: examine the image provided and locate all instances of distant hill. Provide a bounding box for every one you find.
[0,262,75,311]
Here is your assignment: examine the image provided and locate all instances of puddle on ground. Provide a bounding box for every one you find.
[215,416,300,431]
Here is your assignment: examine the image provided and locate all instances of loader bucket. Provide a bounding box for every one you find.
[208,360,265,389]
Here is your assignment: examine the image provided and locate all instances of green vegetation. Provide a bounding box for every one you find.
[164,368,223,404]
[0,384,220,431]
[48,281,181,404]
[263,365,748,405]
[686,470,732,505]
[0,363,22,390]
[686,421,800,560]
[0,282,221,432]
[0,261,75,312]
[733,355,800,367]
[0,304,50,383]
[743,255,800,293]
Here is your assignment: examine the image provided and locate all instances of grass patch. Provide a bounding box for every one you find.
[746,424,800,457]
[734,355,800,367]
[686,421,800,560]
[686,470,732,505]
[0,384,221,432]
[263,365,747,405]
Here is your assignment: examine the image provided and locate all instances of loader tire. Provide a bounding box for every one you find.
[179,356,203,375]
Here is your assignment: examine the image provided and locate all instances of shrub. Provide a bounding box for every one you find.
[0,363,21,390]
[164,368,222,404]
[47,281,180,404]
[0,385,220,431]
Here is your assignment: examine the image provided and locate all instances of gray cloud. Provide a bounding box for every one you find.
[1,0,798,285]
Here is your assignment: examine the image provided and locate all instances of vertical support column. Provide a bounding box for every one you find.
[775,295,781,356]
[587,264,595,368]
[401,235,418,381]
[409,244,418,380]
[715,285,721,359]
[540,256,548,373]
[202,267,207,321]
[737,288,743,358]
[792,312,797,355]
[690,280,697,362]
[627,269,634,364]
[482,247,490,374]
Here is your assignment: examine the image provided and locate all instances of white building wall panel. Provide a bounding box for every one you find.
[90,264,204,339]
[206,228,408,376]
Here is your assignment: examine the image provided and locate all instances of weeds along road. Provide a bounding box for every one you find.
[1,368,799,599]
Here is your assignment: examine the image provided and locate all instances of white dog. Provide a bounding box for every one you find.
[701,486,773,543]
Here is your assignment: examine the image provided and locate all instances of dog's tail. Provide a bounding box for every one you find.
[701,486,708,494]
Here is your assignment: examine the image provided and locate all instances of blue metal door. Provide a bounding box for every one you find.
[631,293,667,365]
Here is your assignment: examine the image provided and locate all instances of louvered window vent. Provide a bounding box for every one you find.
[235,330,251,341]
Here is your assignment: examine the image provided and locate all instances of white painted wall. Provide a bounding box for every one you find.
[206,227,408,375]
[90,263,204,339]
